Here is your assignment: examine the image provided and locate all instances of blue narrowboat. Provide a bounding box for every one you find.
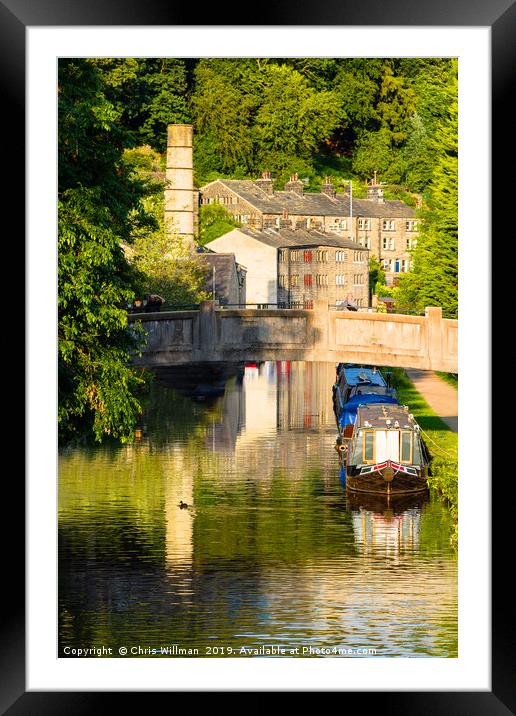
[333,364,429,495]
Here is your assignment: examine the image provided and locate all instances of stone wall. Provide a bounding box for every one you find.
[128,302,458,372]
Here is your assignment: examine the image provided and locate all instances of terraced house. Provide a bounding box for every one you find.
[201,173,418,287]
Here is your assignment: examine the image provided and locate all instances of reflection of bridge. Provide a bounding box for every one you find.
[128,300,457,372]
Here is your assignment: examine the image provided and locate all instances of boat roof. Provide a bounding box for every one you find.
[339,365,387,388]
[356,403,416,429]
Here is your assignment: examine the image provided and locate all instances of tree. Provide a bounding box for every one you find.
[58,59,147,445]
[198,203,240,246]
[396,65,458,317]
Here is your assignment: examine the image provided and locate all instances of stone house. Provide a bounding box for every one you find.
[205,226,369,308]
[198,250,246,307]
[200,173,418,286]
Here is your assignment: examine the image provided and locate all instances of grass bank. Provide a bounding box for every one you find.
[390,368,458,546]
[435,371,458,389]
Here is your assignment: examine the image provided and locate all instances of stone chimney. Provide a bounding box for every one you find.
[321,175,336,198]
[279,209,291,228]
[164,124,197,251]
[255,171,274,195]
[366,171,385,203]
[284,173,304,196]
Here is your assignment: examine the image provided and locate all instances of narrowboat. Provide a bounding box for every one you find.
[333,364,430,495]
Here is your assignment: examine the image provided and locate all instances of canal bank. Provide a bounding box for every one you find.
[391,369,458,545]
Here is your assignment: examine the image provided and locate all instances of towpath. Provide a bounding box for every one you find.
[404,370,458,433]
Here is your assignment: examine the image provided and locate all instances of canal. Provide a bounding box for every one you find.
[58,361,457,658]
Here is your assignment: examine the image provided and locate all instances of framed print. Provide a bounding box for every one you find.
[6,0,511,710]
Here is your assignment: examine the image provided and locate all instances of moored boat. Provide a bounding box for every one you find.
[333,365,430,495]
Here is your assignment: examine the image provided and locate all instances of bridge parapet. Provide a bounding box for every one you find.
[128,301,457,372]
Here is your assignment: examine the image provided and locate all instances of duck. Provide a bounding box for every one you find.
[178,500,189,509]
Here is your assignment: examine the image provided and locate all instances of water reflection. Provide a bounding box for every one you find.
[59,361,457,657]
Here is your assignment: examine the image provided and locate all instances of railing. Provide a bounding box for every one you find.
[127,301,457,320]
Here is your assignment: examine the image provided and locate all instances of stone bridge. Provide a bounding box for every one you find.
[128,300,457,373]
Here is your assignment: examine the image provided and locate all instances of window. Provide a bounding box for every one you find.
[353,274,364,286]
[336,250,346,262]
[400,432,413,463]
[336,274,346,286]
[304,274,313,287]
[363,431,375,463]
[304,299,314,309]
[382,219,395,231]
[353,251,364,263]
[358,237,371,249]
[290,250,301,262]
[316,274,328,287]
[401,259,409,273]
[382,237,395,250]
[406,237,417,250]
[406,220,418,231]
[331,219,347,231]
[382,259,389,271]
[278,274,288,288]
[358,218,371,230]
[290,274,299,288]
[304,250,313,263]
[316,250,329,262]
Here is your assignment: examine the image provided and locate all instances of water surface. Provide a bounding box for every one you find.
[59,362,457,657]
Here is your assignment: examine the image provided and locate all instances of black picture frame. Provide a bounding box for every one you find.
[8,0,509,710]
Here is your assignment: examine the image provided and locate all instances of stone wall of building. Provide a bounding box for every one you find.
[278,245,369,308]
[206,229,278,304]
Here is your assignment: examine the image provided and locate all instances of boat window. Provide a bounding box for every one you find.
[363,431,375,463]
[400,431,412,463]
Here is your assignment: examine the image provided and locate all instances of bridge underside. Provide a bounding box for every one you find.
[129,302,458,373]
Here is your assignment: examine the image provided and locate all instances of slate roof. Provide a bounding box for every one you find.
[234,227,366,251]
[203,179,415,219]
[199,253,246,303]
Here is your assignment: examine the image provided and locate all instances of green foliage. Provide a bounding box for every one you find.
[58,59,151,445]
[198,203,240,246]
[396,66,458,317]
[390,368,458,546]
[369,256,386,294]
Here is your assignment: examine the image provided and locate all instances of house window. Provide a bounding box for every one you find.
[304,299,314,309]
[382,259,389,271]
[304,274,313,287]
[331,219,347,231]
[406,220,418,231]
[401,259,409,273]
[336,250,346,263]
[290,274,299,287]
[358,237,371,249]
[316,274,328,287]
[382,219,395,231]
[353,274,364,286]
[382,237,395,250]
[316,250,329,262]
[304,250,313,263]
[353,251,364,263]
[358,218,371,230]
[336,275,346,286]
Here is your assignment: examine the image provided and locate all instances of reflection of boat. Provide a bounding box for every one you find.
[333,364,430,495]
[345,488,428,515]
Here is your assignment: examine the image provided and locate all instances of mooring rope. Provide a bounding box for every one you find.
[418,427,456,459]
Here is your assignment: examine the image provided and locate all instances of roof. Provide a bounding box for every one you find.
[202,179,415,219]
[230,226,366,251]
[356,403,415,430]
[199,253,245,301]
